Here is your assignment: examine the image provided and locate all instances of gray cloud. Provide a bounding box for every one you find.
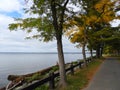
[0,0,82,52]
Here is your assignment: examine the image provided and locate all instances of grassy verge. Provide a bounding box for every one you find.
[117,56,120,61]
[33,58,104,90]
[59,59,104,90]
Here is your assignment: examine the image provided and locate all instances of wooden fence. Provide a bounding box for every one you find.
[18,58,92,90]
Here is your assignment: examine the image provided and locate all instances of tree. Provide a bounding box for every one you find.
[9,0,80,87]
[65,16,88,66]
[84,0,120,58]
[103,26,120,55]
[65,0,119,59]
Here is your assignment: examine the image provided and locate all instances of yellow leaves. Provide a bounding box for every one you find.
[102,15,110,22]
[65,0,118,46]
[94,1,104,12]
[78,26,84,32]
[65,25,87,44]
[86,15,98,25]
[70,32,82,43]
[69,20,78,25]
[94,0,117,23]
[94,0,114,14]
[101,11,115,22]
[95,0,110,12]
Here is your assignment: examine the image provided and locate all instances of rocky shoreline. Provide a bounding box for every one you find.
[1,60,77,90]
[0,64,59,90]
[0,60,79,90]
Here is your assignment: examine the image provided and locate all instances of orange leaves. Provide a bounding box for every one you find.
[85,15,98,26]
[94,0,111,12]
[69,20,78,25]
[94,0,117,23]
[65,0,119,47]
[102,11,115,22]
[70,32,83,43]
[66,25,87,44]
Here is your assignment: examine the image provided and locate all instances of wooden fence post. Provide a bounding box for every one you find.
[49,72,55,90]
[90,58,92,62]
[89,58,91,62]
[88,59,90,63]
[78,62,82,69]
[70,63,74,75]
[86,59,89,63]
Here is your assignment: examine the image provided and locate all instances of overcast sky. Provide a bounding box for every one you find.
[0,0,120,52]
[0,0,81,52]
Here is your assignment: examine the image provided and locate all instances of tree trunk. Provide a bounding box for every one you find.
[90,49,93,60]
[82,44,87,67]
[117,50,120,56]
[57,38,67,87]
[96,44,101,58]
[100,47,103,57]
[50,0,69,87]
[96,49,100,58]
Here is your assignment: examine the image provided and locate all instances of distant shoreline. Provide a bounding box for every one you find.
[0,52,95,54]
[0,53,93,87]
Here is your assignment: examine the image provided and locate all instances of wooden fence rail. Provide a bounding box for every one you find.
[16,58,92,90]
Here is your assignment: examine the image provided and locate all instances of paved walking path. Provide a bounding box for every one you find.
[83,57,120,90]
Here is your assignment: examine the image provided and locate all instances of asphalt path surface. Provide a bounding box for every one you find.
[83,57,120,90]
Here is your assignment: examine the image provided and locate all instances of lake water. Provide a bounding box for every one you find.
[0,53,90,88]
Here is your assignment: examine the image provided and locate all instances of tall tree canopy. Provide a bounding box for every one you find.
[8,0,120,88]
[104,26,120,54]
[65,0,120,59]
[9,0,81,87]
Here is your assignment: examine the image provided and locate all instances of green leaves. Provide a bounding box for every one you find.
[9,16,55,42]
[8,0,72,42]
[9,23,21,31]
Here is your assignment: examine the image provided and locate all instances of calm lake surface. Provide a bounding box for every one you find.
[0,53,90,87]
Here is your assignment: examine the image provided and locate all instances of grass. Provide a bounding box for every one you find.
[117,55,120,61]
[25,73,43,83]
[30,58,103,90]
[58,59,103,90]
[34,85,49,90]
